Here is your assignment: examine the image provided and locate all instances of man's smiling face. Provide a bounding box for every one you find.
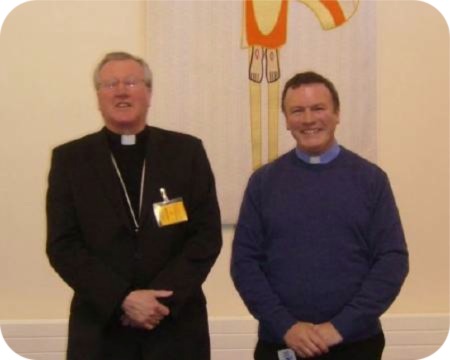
[283,83,340,155]
[96,59,151,133]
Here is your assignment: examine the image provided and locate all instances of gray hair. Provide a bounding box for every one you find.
[93,51,153,90]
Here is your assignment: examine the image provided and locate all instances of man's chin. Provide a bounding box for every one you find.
[111,118,139,127]
[298,141,324,155]
[105,118,144,132]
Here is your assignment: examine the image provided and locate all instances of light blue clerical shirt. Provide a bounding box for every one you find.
[295,142,341,165]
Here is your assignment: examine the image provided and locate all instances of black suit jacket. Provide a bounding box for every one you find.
[46,126,222,360]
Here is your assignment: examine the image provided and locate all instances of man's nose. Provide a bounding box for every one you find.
[302,110,315,123]
[113,83,130,95]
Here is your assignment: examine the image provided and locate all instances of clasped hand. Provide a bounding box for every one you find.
[121,289,173,330]
[283,321,343,358]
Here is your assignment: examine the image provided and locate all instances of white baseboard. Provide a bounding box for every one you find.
[0,314,448,360]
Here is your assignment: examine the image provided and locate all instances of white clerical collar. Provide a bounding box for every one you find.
[295,143,341,165]
[121,134,136,145]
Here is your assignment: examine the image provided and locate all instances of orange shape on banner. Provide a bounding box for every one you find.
[245,0,288,49]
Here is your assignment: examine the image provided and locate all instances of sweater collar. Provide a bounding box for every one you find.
[295,142,341,165]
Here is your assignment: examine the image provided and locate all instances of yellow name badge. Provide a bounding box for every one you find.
[153,188,188,227]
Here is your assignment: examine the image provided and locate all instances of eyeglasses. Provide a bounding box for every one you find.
[98,78,148,91]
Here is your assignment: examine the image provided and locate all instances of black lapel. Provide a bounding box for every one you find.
[88,129,133,230]
[139,127,168,230]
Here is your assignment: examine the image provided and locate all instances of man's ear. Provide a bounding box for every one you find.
[147,89,152,108]
[283,112,291,130]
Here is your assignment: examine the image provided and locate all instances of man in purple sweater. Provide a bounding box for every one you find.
[231,72,408,360]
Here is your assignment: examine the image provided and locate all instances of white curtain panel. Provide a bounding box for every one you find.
[146,0,376,223]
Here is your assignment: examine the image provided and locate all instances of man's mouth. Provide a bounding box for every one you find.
[115,102,132,108]
[301,128,321,135]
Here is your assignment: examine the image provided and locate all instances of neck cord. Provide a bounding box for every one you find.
[110,154,146,232]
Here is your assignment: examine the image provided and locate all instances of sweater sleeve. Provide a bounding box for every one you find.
[330,171,409,340]
[231,173,298,342]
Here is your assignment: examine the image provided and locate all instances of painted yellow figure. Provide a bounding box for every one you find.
[243,0,359,170]
[244,0,288,170]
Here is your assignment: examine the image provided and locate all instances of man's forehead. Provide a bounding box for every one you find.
[286,83,332,100]
[100,60,143,75]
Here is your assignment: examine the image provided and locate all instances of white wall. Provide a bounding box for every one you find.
[0,0,448,328]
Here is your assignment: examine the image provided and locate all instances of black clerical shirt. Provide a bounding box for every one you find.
[105,127,148,224]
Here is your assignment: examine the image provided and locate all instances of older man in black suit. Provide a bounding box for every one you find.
[46,51,222,360]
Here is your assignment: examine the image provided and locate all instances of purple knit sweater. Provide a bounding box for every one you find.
[231,147,408,344]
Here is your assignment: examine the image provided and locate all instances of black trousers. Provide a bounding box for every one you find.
[254,332,385,360]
